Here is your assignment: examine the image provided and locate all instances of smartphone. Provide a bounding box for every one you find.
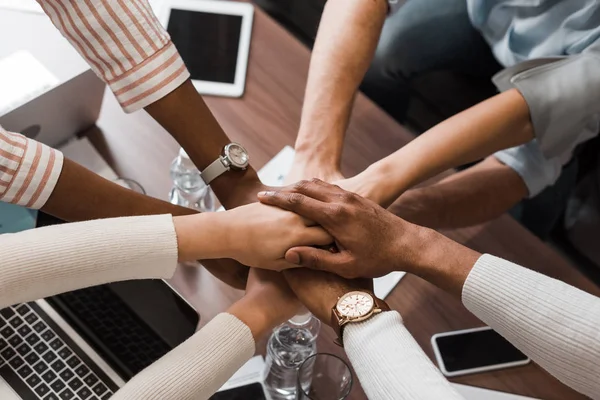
[210,383,267,400]
[431,326,530,377]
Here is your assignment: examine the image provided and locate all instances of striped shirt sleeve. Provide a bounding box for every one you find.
[0,126,63,209]
[36,0,190,113]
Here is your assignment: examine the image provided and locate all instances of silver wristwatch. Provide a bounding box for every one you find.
[200,143,250,185]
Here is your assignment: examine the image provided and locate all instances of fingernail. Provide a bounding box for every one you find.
[258,191,275,197]
[286,251,300,265]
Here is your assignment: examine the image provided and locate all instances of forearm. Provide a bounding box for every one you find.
[397,227,481,297]
[345,312,464,400]
[0,215,178,308]
[42,158,195,221]
[462,255,600,398]
[295,0,388,167]
[389,157,528,229]
[362,89,534,207]
[144,80,262,209]
[43,158,249,290]
[112,313,255,400]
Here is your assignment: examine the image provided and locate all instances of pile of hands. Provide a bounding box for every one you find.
[211,158,428,340]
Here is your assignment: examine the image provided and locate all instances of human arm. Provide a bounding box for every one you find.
[113,268,300,400]
[343,88,534,207]
[0,202,330,308]
[388,156,528,229]
[260,180,600,398]
[0,125,249,289]
[287,0,388,183]
[282,268,464,400]
[37,0,265,208]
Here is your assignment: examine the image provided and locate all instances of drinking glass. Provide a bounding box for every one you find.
[296,353,353,400]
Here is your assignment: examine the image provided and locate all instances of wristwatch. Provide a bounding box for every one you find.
[331,290,390,346]
[200,143,250,185]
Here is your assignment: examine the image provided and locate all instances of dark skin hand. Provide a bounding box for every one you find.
[282,268,373,325]
[259,179,481,298]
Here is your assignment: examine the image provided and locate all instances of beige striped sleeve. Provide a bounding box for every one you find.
[37,0,190,113]
[0,127,63,209]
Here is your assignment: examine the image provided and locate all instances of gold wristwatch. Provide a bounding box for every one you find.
[330,290,390,346]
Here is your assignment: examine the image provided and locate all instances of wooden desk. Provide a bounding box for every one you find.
[86,6,598,400]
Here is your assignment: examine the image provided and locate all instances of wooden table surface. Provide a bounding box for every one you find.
[86,5,598,400]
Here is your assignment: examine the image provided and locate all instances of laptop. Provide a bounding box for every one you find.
[0,67,105,148]
[0,71,201,399]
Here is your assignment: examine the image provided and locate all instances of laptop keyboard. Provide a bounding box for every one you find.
[53,286,170,376]
[0,303,114,400]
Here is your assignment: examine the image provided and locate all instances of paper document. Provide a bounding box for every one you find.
[218,356,265,392]
[452,383,540,400]
[258,146,405,299]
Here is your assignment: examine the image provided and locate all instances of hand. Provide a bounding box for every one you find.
[285,154,344,186]
[282,268,372,325]
[258,179,430,278]
[228,269,301,340]
[335,168,392,207]
[216,202,333,271]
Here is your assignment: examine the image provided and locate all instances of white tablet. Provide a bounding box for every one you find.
[160,0,254,97]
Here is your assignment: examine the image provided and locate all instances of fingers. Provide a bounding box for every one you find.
[285,247,342,273]
[296,227,333,247]
[258,191,329,225]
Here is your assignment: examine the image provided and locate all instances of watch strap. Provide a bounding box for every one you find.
[200,157,228,185]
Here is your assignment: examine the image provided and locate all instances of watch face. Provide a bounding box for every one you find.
[336,291,375,319]
[225,143,249,168]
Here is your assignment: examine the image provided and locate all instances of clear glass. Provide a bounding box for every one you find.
[296,353,353,400]
[169,148,216,212]
[264,314,321,399]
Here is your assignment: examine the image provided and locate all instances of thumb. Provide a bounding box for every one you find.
[285,246,341,273]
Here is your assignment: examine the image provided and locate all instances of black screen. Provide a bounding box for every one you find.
[210,383,266,400]
[36,212,200,380]
[167,9,243,84]
[435,328,528,372]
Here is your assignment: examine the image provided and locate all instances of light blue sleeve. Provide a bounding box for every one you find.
[494,140,563,198]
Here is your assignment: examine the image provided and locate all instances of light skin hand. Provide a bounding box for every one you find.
[259,180,481,297]
[173,202,332,271]
[228,269,301,340]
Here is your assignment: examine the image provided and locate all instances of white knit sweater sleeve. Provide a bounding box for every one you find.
[344,312,464,400]
[0,214,178,308]
[462,254,600,399]
[112,313,255,400]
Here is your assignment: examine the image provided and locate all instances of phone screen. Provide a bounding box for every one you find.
[434,328,528,372]
[210,383,267,400]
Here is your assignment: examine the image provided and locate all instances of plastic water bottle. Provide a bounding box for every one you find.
[263,313,321,399]
[169,148,216,212]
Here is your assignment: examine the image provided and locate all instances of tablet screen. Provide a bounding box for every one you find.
[167,9,243,84]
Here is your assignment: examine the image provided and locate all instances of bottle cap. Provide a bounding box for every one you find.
[289,312,312,325]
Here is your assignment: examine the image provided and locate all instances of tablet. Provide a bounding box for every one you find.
[160,0,253,97]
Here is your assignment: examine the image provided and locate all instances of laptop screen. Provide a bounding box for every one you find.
[37,212,200,380]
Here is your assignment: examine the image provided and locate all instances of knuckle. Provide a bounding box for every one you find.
[287,192,305,205]
[293,179,311,192]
